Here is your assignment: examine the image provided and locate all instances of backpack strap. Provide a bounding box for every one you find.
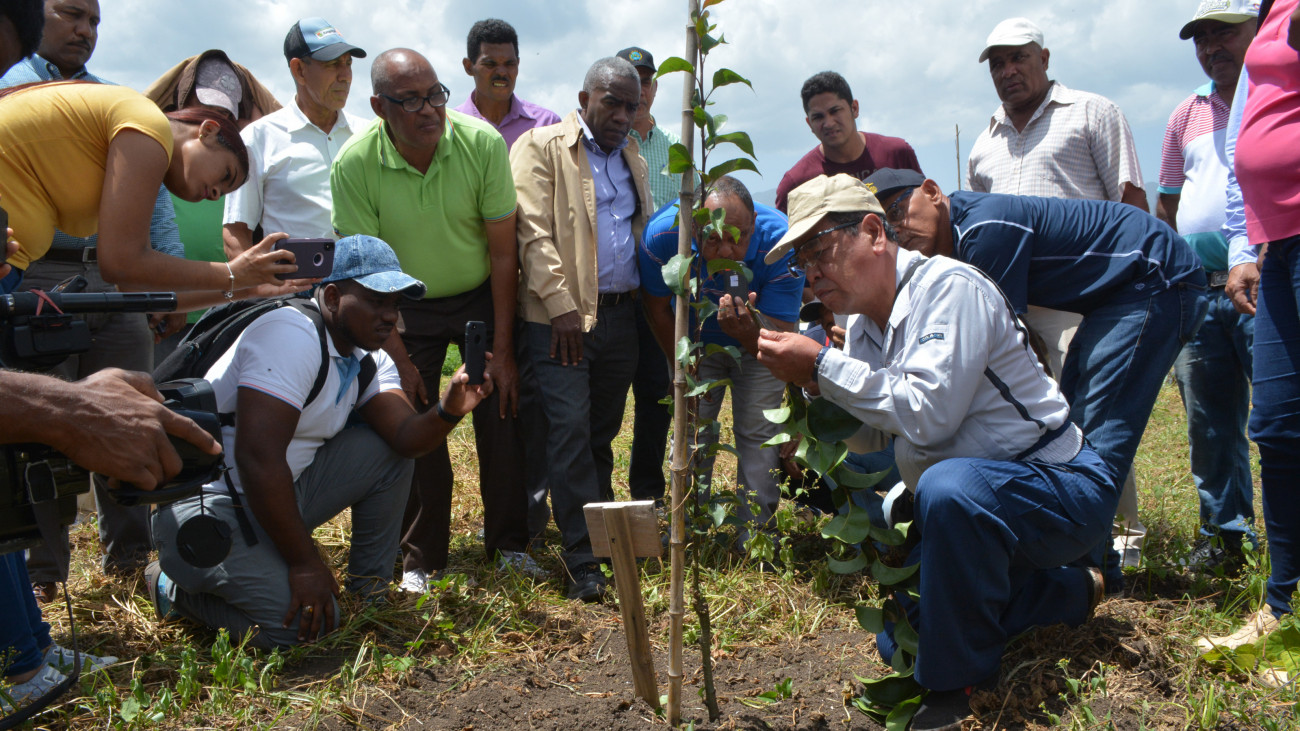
[290,299,332,410]
[357,354,377,398]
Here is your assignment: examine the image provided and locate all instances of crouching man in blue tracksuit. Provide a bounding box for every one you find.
[755,174,1119,730]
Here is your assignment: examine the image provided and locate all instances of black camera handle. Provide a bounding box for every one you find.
[0,290,178,317]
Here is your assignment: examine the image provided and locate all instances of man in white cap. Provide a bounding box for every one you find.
[223,17,368,255]
[1158,0,1260,573]
[755,174,1114,730]
[968,16,1150,571]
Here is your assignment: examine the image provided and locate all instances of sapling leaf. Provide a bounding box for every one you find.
[762,404,792,423]
[871,558,920,585]
[662,253,693,296]
[712,68,753,91]
[762,431,793,447]
[884,695,921,731]
[856,605,886,634]
[832,465,893,489]
[821,504,871,544]
[668,143,694,174]
[706,130,756,157]
[655,56,695,79]
[807,398,864,442]
[828,551,869,574]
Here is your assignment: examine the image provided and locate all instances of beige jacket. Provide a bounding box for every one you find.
[510,110,653,330]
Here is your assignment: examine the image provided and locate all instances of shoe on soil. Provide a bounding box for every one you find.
[565,562,607,603]
[1085,566,1105,619]
[911,685,976,731]
[496,550,547,580]
[0,664,67,713]
[42,644,117,674]
[1259,667,1291,688]
[31,582,57,604]
[145,560,179,621]
[399,568,432,593]
[1197,609,1280,653]
[1180,535,1246,573]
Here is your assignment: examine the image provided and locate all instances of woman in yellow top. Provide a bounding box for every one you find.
[0,81,295,296]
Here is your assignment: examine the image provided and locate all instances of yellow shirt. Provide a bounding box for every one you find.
[0,81,173,269]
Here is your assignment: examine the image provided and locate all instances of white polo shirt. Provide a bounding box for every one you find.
[815,249,1080,490]
[200,303,402,495]
[224,103,368,239]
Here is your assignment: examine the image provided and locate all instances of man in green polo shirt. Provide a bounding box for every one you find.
[331,47,537,591]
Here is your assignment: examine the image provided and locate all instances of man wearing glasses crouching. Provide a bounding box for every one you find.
[331,48,536,593]
[755,174,1116,730]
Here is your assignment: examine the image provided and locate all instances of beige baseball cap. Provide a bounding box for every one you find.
[979,17,1045,62]
[765,174,884,265]
[1179,0,1260,39]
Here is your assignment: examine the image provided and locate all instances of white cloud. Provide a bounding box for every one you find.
[92,0,1213,202]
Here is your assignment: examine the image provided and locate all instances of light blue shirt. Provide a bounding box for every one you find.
[0,55,185,258]
[577,112,638,293]
[1224,69,1256,270]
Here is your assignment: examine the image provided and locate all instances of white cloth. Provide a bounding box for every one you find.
[967,81,1143,202]
[200,303,401,495]
[223,104,367,239]
[815,249,1079,490]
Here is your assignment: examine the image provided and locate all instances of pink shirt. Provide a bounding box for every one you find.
[1237,0,1300,244]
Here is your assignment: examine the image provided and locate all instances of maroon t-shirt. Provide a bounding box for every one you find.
[775,132,922,212]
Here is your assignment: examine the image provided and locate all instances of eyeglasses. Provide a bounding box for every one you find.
[883,187,916,226]
[379,84,451,113]
[787,221,858,276]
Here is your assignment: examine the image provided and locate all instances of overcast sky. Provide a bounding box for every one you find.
[94,0,1211,204]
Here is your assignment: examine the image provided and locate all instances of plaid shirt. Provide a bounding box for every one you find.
[967,81,1143,202]
[630,122,682,212]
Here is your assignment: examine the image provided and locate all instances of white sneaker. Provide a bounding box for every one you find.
[42,644,117,674]
[1112,534,1143,568]
[1197,609,1281,653]
[497,550,547,580]
[0,664,68,713]
[399,568,431,593]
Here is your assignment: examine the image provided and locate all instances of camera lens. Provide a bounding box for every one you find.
[313,253,324,266]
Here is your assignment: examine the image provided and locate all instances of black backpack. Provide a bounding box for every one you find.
[154,294,376,425]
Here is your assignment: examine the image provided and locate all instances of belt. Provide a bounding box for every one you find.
[597,291,636,306]
[1207,269,1229,289]
[42,246,97,264]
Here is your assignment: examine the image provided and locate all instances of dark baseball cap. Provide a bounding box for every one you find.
[284,18,367,63]
[863,168,926,200]
[617,47,656,72]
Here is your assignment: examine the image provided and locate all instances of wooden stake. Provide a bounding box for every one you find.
[583,501,661,709]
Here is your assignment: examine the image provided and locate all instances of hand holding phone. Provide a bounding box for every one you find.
[272,238,335,280]
[464,320,486,385]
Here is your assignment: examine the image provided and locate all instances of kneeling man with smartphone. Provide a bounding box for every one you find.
[149,235,493,648]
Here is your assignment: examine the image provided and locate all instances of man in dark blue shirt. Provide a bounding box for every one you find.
[866,168,1206,587]
[638,176,803,535]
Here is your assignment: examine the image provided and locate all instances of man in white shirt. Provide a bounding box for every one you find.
[756,175,1116,730]
[222,17,367,255]
[149,235,493,649]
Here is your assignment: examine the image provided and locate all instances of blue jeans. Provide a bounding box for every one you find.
[0,552,51,677]
[1059,283,1207,583]
[876,447,1119,691]
[1173,288,1255,543]
[1249,236,1300,618]
[519,299,638,571]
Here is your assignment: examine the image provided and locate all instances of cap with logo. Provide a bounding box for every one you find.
[1179,0,1261,39]
[617,46,656,72]
[863,168,927,202]
[979,17,1045,63]
[284,17,367,63]
[765,175,885,265]
[194,56,243,117]
[324,235,426,299]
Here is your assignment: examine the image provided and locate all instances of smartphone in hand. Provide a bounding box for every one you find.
[272,238,335,280]
[464,320,486,385]
[725,272,749,306]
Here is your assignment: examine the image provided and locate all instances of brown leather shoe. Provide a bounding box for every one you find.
[31,582,58,604]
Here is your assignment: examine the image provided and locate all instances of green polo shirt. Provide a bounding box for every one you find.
[330,111,516,298]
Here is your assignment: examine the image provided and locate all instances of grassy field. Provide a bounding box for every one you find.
[18,376,1300,729]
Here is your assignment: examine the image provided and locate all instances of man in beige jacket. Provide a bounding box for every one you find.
[510,56,653,601]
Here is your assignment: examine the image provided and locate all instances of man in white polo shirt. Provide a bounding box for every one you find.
[222,17,367,254]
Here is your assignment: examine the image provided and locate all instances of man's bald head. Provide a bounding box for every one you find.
[582,56,638,96]
[371,47,431,96]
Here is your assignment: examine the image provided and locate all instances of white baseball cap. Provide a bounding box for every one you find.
[979,18,1045,63]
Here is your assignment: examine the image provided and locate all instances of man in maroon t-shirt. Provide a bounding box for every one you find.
[775,71,922,212]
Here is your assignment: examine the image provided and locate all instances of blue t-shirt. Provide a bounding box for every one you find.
[639,200,804,347]
[948,191,1204,315]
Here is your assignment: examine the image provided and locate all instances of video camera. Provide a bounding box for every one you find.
[0,279,224,556]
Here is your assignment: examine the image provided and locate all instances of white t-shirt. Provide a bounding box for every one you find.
[223,104,368,239]
[201,302,402,494]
